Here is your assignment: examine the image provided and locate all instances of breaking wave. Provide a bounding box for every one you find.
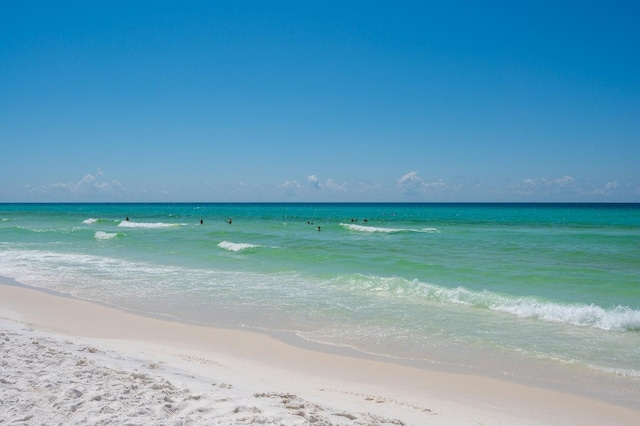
[94,231,121,240]
[344,274,640,332]
[218,241,261,252]
[118,221,185,229]
[341,224,438,233]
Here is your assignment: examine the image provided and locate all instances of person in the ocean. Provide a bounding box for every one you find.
[227,218,232,224]
[200,219,203,224]
[317,226,321,231]
[125,217,129,221]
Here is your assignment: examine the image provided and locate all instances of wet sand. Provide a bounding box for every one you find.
[1,283,638,425]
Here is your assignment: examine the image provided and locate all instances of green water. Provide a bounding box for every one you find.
[1,203,639,405]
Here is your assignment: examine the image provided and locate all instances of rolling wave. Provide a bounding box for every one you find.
[83,218,117,225]
[94,231,122,240]
[491,297,640,332]
[117,221,185,229]
[218,241,261,252]
[340,223,438,233]
[345,275,640,332]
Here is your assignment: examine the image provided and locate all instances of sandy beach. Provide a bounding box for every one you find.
[1,282,638,425]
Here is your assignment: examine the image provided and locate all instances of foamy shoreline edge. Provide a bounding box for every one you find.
[1,282,638,425]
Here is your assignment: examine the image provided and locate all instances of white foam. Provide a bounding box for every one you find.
[118,221,185,229]
[341,224,438,234]
[419,228,439,233]
[492,299,640,332]
[94,231,119,240]
[82,218,98,224]
[435,287,640,332]
[423,284,640,332]
[586,363,640,378]
[218,241,260,252]
[344,274,640,332]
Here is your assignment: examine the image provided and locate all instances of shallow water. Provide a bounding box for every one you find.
[1,203,639,405]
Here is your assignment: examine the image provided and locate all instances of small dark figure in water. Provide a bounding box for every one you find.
[125,217,129,221]
[200,219,203,224]
[363,219,368,223]
[228,218,232,224]
[317,226,321,231]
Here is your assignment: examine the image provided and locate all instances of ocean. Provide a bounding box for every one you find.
[1,203,639,406]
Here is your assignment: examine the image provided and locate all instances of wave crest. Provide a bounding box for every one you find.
[340,224,438,233]
[118,221,185,229]
[94,231,121,240]
[218,241,261,252]
[493,298,640,332]
[345,275,640,332]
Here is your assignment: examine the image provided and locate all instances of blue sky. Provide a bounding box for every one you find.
[1,1,639,202]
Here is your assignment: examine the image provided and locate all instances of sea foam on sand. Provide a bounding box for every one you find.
[1,284,638,426]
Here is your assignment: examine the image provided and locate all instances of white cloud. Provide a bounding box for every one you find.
[279,180,304,197]
[36,169,125,198]
[605,181,619,190]
[592,180,620,196]
[511,175,577,197]
[425,179,447,190]
[507,175,640,200]
[353,180,382,194]
[305,174,347,194]
[235,181,263,192]
[307,174,321,189]
[396,171,449,197]
[555,175,575,186]
[326,178,347,192]
[397,171,426,195]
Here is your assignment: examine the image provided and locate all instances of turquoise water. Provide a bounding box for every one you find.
[1,203,639,404]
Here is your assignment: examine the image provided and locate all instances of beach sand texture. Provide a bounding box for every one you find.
[1,284,638,425]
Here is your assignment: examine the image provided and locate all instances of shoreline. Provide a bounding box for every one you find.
[1,282,639,425]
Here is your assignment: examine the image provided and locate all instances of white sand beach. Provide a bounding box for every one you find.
[1,283,638,425]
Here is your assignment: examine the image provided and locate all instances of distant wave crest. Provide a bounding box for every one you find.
[94,231,121,240]
[340,224,438,233]
[118,221,185,229]
[218,241,261,252]
[83,218,117,225]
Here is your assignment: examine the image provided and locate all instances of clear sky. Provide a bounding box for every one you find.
[1,1,639,202]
